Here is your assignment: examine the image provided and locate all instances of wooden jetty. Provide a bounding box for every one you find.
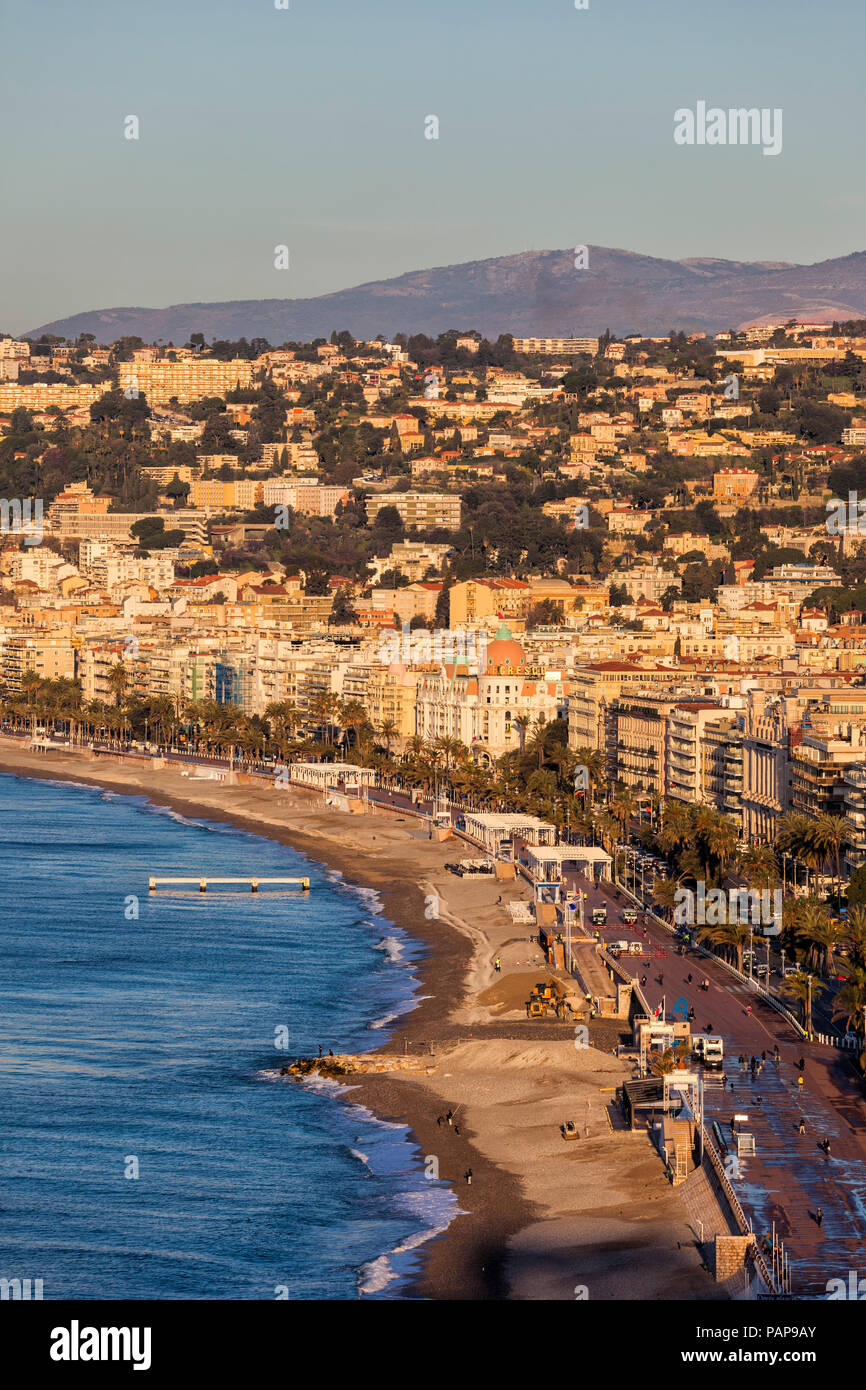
[148,876,310,893]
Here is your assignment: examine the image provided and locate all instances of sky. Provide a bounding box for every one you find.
[2,0,865,333]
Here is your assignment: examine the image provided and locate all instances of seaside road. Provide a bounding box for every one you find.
[576,876,866,1298]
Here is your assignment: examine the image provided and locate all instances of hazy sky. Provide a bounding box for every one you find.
[2,0,864,332]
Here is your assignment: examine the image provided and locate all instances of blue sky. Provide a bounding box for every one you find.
[2,0,864,332]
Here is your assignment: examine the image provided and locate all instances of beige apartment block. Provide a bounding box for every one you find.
[365,491,461,531]
[118,358,253,406]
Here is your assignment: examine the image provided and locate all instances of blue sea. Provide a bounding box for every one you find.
[0,772,456,1299]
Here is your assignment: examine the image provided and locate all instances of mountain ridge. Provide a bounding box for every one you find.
[26,245,866,344]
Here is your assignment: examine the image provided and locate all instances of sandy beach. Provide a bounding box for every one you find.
[0,736,733,1300]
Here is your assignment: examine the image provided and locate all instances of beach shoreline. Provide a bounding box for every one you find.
[0,737,728,1301]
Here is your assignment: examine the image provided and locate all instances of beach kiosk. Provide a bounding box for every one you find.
[461,812,556,861]
[523,844,613,897]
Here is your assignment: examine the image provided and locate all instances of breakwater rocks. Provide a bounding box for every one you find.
[282,1053,436,1080]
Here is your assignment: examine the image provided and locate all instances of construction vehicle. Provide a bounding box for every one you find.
[525,981,573,1019]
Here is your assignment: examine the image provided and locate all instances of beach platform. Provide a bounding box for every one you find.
[148,876,310,892]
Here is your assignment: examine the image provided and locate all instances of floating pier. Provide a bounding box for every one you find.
[148,876,310,893]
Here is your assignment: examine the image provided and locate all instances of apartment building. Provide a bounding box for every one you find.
[567,661,660,751]
[665,700,726,804]
[0,382,103,413]
[372,541,452,582]
[365,492,462,530]
[369,582,441,625]
[607,692,677,794]
[449,578,531,627]
[791,723,866,821]
[118,358,253,406]
[511,337,598,355]
[702,715,745,819]
[740,691,799,843]
[0,630,77,690]
[608,568,682,603]
[189,479,261,510]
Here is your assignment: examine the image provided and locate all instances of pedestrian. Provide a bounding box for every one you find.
[640,975,647,987]
[436,1115,442,1128]
[494,957,501,972]
[761,1051,766,1064]
[657,973,664,986]
[822,1137,831,1155]
[465,1168,473,1185]
[816,1206,823,1228]
[798,1057,805,1072]
[687,974,693,984]
[496,896,502,905]
[797,1075,804,1092]
[755,1094,762,1106]
[798,1118,806,1134]
[454,1124,460,1135]
[318,1043,322,1058]
[774,1045,780,1063]
[446,1109,453,1126]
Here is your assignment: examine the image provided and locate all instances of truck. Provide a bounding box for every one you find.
[591,905,607,926]
[622,907,638,925]
[693,1035,724,1069]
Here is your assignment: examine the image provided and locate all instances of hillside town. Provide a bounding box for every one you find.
[3,321,866,885]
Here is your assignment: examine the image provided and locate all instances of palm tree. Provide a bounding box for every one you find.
[736,843,781,891]
[653,874,685,918]
[649,1046,678,1078]
[843,905,866,970]
[609,786,636,837]
[527,716,550,771]
[811,814,848,899]
[699,919,751,975]
[779,969,822,1034]
[702,811,740,880]
[795,900,836,976]
[513,713,531,754]
[776,814,824,894]
[832,967,866,1039]
[107,663,128,709]
[338,699,368,752]
[376,719,399,759]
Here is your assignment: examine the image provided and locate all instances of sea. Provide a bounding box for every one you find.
[0,771,457,1299]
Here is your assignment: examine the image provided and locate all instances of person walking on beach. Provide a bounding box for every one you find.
[464,1169,473,1185]
[494,957,501,972]
[436,1115,443,1128]
[318,1043,322,1057]
[446,1109,453,1126]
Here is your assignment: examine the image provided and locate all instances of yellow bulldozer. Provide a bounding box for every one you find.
[525,981,572,1020]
